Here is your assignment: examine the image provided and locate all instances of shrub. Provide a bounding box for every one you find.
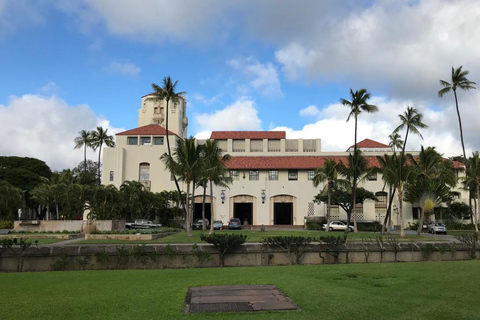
[190,244,211,265]
[305,218,326,230]
[455,233,478,259]
[262,236,313,265]
[0,221,13,229]
[94,249,110,266]
[319,236,346,264]
[200,233,247,267]
[356,221,382,232]
[0,237,38,271]
[51,254,70,271]
[421,243,436,261]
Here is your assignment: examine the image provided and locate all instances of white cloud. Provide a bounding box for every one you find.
[38,81,59,95]
[194,98,261,137]
[299,105,321,118]
[102,61,140,77]
[0,94,124,171]
[0,0,46,38]
[227,57,282,97]
[192,93,222,106]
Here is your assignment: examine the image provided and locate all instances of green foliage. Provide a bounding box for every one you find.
[305,220,326,230]
[319,235,346,264]
[200,233,247,267]
[131,244,149,268]
[190,244,211,264]
[94,249,110,266]
[385,235,401,262]
[115,246,131,269]
[356,221,382,232]
[421,244,436,261]
[163,244,177,260]
[75,255,92,270]
[0,237,38,271]
[262,236,314,265]
[455,233,478,259]
[0,220,14,229]
[51,254,70,271]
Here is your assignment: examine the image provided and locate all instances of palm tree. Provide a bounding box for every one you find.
[388,132,403,154]
[438,66,476,161]
[341,89,378,233]
[0,181,24,220]
[313,158,340,232]
[393,106,428,153]
[91,127,115,185]
[161,137,204,237]
[377,153,414,237]
[201,140,232,234]
[337,150,377,233]
[463,152,480,234]
[74,130,94,184]
[405,146,457,235]
[152,77,186,218]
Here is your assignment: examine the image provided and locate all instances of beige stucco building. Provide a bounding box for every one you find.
[101,94,468,227]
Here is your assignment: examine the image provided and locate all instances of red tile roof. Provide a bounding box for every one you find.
[347,139,390,151]
[116,124,177,136]
[210,131,286,140]
[225,156,381,169]
[225,155,464,170]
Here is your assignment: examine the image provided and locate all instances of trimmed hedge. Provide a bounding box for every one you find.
[0,221,13,229]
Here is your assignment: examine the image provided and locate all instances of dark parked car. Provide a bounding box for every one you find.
[192,219,209,230]
[228,218,242,230]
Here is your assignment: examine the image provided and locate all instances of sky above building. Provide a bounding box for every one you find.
[1,0,480,171]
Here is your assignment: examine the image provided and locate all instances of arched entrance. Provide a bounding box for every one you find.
[232,195,255,225]
[193,195,213,223]
[272,195,296,225]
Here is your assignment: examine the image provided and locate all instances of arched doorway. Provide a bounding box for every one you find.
[272,195,296,225]
[193,195,213,223]
[232,195,255,225]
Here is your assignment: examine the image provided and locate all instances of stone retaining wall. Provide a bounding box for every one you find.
[13,220,125,233]
[0,242,475,272]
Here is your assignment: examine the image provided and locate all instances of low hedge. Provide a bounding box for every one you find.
[0,221,14,229]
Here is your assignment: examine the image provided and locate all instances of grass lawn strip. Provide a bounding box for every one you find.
[0,261,479,320]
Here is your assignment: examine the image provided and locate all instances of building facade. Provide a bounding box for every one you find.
[102,94,468,227]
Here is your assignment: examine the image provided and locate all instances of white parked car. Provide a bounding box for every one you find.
[323,221,354,232]
[428,222,447,234]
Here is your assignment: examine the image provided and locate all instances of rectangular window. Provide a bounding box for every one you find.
[153,137,164,145]
[268,170,279,181]
[141,137,151,145]
[109,171,114,182]
[249,170,259,181]
[230,170,239,181]
[288,170,298,181]
[128,137,138,145]
[307,170,315,180]
[368,172,377,181]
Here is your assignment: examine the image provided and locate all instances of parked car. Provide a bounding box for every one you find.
[125,219,161,229]
[322,220,354,232]
[228,218,242,230]
[192,219,209,230]
[213,220,224,230]
[428,222,447,234]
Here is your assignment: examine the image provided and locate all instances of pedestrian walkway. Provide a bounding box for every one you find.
[44,236,85,246]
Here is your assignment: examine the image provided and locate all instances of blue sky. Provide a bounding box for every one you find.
[1,0,480,170]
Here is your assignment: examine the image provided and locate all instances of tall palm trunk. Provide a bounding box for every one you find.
[475,185,479,234]
[398,183,405,237]
[83,145,87,184]
[186,181,192,236]
[97,143,103,185]
[209,180,215,235]
[326,183,331,232]
[453,90,467,161]
[201,183,207,230]
[416,207,424,236]
[165,99,188,221]
[349,116,358,234]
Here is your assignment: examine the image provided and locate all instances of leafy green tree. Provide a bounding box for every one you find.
[313,158,343,232]
[119,181,145,222]
[388,132,403,153]
[91,127,115,185]
[161,137,203,236]
[341,88,378,233]
[74,130,94,184]
[0,181,24,220]
[72,160,98,185]
[438,66,476,162]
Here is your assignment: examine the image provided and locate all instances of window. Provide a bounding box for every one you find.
[230,170,239,181]
[249,170,259,181]
[128,137,138,145]
[139,162,150,181]
[368,172,377,181]
[307,170,315,180]
[268,170,279,181]
[141,137,151,145]
[154,137,164,145]
[288,170,298,181]
[109,171,114,182]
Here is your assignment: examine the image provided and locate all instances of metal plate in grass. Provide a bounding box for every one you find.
[184,284,300,314]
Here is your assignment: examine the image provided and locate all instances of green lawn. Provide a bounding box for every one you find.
[1,261,479,319]
[447,230,477,236]
[78,229,432,245]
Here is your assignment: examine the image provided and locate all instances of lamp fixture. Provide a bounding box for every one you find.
[220,190,225,204]
[261,190,266,204]
[393,204,398,213]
